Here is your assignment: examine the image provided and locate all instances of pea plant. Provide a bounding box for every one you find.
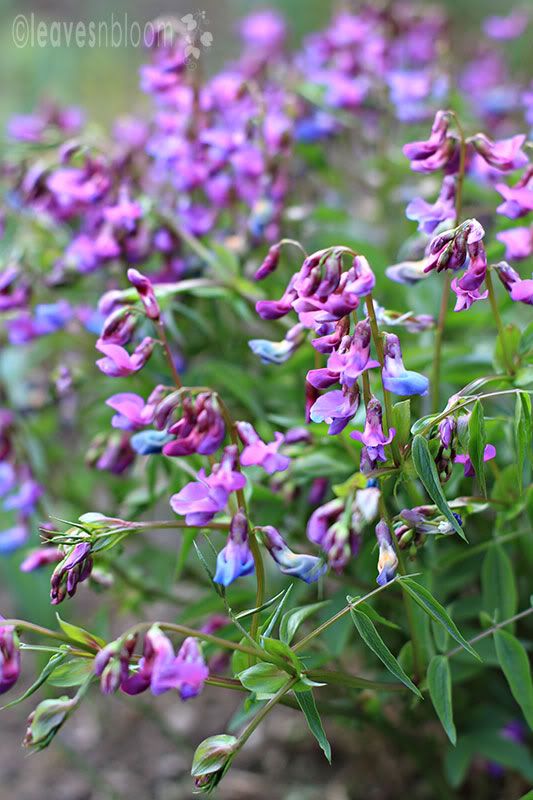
[1,6,532,796]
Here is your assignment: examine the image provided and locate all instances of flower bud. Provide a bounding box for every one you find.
[23,696,77,750]
[191,734,238,793]
[127,268,160,320]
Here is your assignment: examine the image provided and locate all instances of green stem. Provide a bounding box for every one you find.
[235,677,298,751]
[292,578,398,652]
[365,293,401,466]
[446,606,533,658]
[122,621,263,659]
[156,319,182,389]
[430,112,467,413]
[485,270,514,376]
[1,620,90,649]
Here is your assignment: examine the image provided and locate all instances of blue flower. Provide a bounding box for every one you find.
[382,333,429,397]
[213,511,255,587]
[257,525,327,584]
[130,429,173,455]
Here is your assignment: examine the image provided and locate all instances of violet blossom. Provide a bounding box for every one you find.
[96,337,155,377]
[382,333,429,396]
[406,175,456,234]
[350,397,396,467]
[213,510,254,587]
[0,620,21,695]
[257,525,326,583]
[236,421,290,474]
[375,520,398,586]
[455,444,497,477]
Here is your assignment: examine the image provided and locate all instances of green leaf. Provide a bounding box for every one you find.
[348,599,401,631]
[0,652,68,711]
[411,435,466,541]
[515,392,532,490]
[494,629,533,730]
[427,656,456,745]
[55,614,105,649]
[237,662,287,699]
[48,657,94,688]
[350,608,422,697]
[393,400,411,448]
[468,401,487,497]
[236,588,288,621]
[494,324,520,372]
[295,690,331,763]
[279,601,330,645]
[260,585,294,639]
[481,546,517,626]
[262,638,301,675]
[398,578,480,660]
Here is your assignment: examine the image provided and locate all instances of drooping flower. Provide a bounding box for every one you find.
[96,337,155,377]
[213,510,254,587]
[325,319,380,388]
[375,519,398,586]
[483,11,529,40]
[50,541,93,605]
[254,242,282,280]
[20,547,63,573]
[470,133,528,172]
[94,636,137,695]
[382,333,429,396]
[0,619,21,694]
[496,167,533,219]
[170,446,246,526]
[257,525,326,583]
[496,226,533,260]
[236,421,290,474]
[403,110,458,173]
[105,387,166,430]
[309,386,360,434]
[162,393,225,457]
[406,175,456,234]
[350,397,396,466]
[455,444,497,477]
[127,268,160,320]
[249,323,306,365]
[307,498,359,572]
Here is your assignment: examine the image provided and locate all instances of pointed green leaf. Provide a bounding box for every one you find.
[237,662,286,699]
[468,400,487,497]
[427,656,456,745]
[0,652,68,711]
[411,435,466,540]
[350,608,422,697]
[295,690,331,763]
[398,578,480,660]
[494,628,533,730]
[236,589,288,621]
[55,614,105,649]
[48,657,94,688]
[515,393,532,490]
[481,546,517,626]
[279,601,329,645]
[393,400,412,448]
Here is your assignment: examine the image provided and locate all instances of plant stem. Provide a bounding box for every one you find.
[123,620,263,659]
[446,606,533,658]
[235,677,298,751]
[430,112,467,413]
[292,578,397,652]
[485,270,514,375]
[156,319,182,389]
[1,619,87,648]
[365,293,401,465]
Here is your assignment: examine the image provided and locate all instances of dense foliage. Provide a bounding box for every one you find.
[1,5,532,796]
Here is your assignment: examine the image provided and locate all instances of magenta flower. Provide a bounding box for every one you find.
[382,333,429,396]
[497,226,533,260]
[483,12,528,40]
[403,110,458,173]
[257,526,326,583]
[350,397,396,465]
[496,167,533,219]
[20,547,63,573]
[163,394,225,457]
[50,542,93,605]
[170,446,246,526]
[254,243,282,281]
[375,520,398,587]
[455,444,497,477]
[96,337,155,377]
[471,133,528,172]
[236,421,290,474]
[3,479,43,514]
[451,280,489,312]
[106,387,165,431]
[307,498,359,572]
[326,319,380,388]
[0,620,21,695]
[213,510,254,587]
[127,268,160,320]
[310,387,360,435]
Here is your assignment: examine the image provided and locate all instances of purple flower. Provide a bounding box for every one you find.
[96,337,155,377]
[94,636,137,695]
[0,525,29,554]
[326,319,380,388]
[455,444,497,477]
[438,417,456,450]
[257,525,326,584]
[375,520,398,586]
[214,510,254,587]
[106,387,164,431]
[20,547,63,573]
[451,279,489,312]
[3,479,43,514]
[510,278,533,305]
[89,432,135,474]
[0,620,21,695]
[239,10,286,53]
[350,397,396,466]
[495,167,533,219]
[403,110,458,173]
[50,541,93,605]
[170,446,246,526]
[162,393,225,457]
[406,175,456,234]
[483,12,528,40]
[307,498,359,572]
[236,422,290,474]
[497,226,533,260]
[471,133,528,172]
[382,333,429,396]
[310,387,360,435]
[127,268,160,320]
[386,259,429,285]
[249,323,306,365]
[254,243,282,281]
